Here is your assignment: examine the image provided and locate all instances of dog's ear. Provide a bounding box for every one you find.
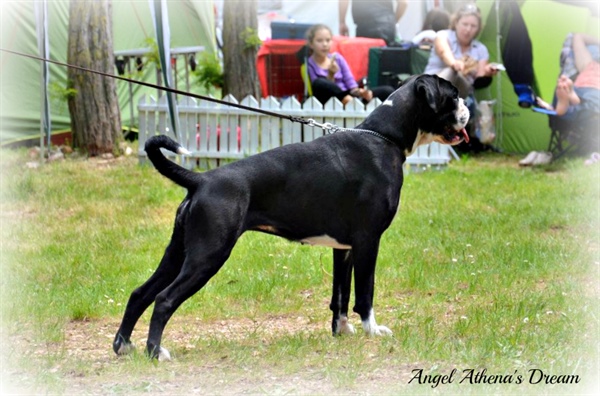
[414,75,441,113]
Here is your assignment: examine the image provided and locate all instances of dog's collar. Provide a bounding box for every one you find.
[343,128,396,147]
[306,119,397,148]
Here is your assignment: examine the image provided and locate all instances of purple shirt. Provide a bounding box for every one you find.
[307,52,358,91]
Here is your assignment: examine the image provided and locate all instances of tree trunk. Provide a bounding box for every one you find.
[67,0,121,156]
[222,0,261,99]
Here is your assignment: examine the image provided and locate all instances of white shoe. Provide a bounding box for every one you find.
[532,151,553,165]
[519,151,539,166]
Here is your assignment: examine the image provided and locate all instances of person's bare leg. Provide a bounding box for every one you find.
[555,78,572,116]
[361,89,373,102]
[561,75,581,105]
[555,75,581,116]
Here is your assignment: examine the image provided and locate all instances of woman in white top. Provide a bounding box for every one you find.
[424,3,498,98]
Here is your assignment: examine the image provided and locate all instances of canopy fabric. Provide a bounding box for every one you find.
[0,0,215,145]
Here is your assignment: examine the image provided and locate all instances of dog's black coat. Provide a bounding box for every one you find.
[113,75,469,359]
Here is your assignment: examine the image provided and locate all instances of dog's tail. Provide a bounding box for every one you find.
[145,135,197,190]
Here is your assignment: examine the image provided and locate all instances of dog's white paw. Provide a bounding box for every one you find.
[336,316,356,335]
[362,309,393,337]
[365,324,393,337]
[116,341,136,355]
[158,347,172,362]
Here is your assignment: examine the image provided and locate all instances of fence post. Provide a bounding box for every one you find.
[260,96,280,151]
[301,96,324,142]
[240,96,260,157]
[280,96,303,145]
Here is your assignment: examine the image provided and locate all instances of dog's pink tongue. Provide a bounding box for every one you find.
[461,128,469,143]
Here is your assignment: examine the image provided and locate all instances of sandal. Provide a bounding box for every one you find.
[531,96,558,115]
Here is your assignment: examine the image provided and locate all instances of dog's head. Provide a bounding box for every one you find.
[361,74,470,157]
[412,74,470,144]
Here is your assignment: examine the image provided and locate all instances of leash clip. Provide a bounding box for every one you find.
[306,119,341,134]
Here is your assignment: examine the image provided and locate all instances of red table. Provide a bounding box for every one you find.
[257,36,386,99]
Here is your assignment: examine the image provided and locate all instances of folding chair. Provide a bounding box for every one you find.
[546,108,599,160]
[300,62,313,99]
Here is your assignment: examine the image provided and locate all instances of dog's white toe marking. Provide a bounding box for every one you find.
[362,309,393,336]
[370,324,393,336]
[117,341,136,355]
[158,347,172,361]
[336,315,356,335]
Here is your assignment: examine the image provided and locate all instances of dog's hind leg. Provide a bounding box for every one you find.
[330,249,355,336]
[145,235,239,360]
[113,231,185,356]
[351,238,393,337]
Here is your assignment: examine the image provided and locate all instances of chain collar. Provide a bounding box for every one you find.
[306,119,396,147]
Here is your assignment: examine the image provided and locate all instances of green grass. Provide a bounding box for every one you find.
[0,148,598,394]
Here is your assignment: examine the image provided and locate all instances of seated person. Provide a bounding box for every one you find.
[520,33,599,166]
[411,8,451,47]
[536,33,600,119]
[423,3,498,99]
[305,24,394,106]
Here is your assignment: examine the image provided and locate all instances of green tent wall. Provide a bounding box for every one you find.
[0,0,215,145]
[478,0,599,154]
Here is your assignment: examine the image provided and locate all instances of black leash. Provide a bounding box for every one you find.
[0,48,395,146]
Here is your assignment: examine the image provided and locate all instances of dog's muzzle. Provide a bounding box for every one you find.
[442,126,469,145]
[443,97,470,145]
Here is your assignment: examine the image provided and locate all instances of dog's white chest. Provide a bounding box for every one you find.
[300,235,351,250]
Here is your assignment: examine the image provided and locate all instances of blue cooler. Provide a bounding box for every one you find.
[270,21,312,40]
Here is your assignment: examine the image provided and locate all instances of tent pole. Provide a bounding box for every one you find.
[127,58,134,137]
[35,0,51,160]
[495,0,503,148]
[150,0,181,144]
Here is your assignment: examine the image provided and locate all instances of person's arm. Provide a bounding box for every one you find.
[577,33,600,46]
[477,59,499,77]
[306,58,323,82]
[572,33,598,73]
[337,54,372,99]
[336,53,358,90]
[434,32,464,72]
[395,0,408,23]
[476,44,498,78]
[327,53,340,81]
[339,0,350,36]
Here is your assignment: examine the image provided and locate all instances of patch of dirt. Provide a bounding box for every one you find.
[1,315,418,395]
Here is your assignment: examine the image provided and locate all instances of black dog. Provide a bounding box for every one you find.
[113,74,469,360]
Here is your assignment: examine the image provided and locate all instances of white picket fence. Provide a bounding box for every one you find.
[137,94,458,170]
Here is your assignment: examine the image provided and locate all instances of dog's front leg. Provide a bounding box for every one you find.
[352,240,393,337]
[330,249,355,336]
